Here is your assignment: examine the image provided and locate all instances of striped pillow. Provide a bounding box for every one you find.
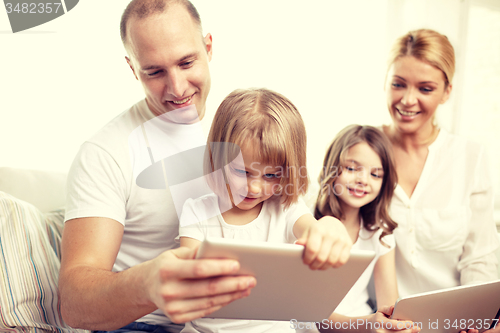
[0,191,89,333]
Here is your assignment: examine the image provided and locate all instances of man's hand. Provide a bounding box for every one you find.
[59,218,256,329]
[295,215,352,270]
[144,246,256,323]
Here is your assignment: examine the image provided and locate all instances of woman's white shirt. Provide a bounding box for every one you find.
[390,129,499,297]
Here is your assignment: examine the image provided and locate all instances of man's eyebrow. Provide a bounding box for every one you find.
[140,53,199,71]
[179,52,198,63]
[141,65,162,71]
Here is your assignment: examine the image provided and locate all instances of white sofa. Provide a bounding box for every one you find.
[0,167,88,333]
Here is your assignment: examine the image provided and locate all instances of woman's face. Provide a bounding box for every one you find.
[386,56,452,135]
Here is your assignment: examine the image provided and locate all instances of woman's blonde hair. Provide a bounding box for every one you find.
[388,29,455,87]
[205,88,308,209]
[314,125,398,246]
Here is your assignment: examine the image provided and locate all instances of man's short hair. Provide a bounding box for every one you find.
[120,0,202,47]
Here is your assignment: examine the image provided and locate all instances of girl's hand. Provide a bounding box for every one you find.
[296,215,352,270]
[370,306,421,333]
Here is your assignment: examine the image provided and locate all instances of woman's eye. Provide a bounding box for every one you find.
[345,166,356,172]
[391,82,403,88]
[264,174,278,179]
[420,87,433,93]
[371,173,382,178]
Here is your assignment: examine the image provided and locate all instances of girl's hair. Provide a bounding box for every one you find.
[206,88,308,209]
[387,29,455,87]
[314,125,398,245]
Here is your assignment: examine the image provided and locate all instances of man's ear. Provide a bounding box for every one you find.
[204,33,213,62]
[125,56,138,80]
[440,83,452,104]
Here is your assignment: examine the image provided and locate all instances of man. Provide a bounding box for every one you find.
[59,1,256,331]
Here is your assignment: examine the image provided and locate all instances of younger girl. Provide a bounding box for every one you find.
[178,88,352,333]
[315,125,402,326]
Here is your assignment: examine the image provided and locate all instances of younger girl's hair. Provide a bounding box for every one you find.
[315,125,398,245]
[205,88,308,209]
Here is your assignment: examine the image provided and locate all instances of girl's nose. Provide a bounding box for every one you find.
[247,178,262,195]
[355,168,369,185]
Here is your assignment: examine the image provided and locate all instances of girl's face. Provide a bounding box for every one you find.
[386,56,452,135]
[226,144,282,212]
[333,142,384,211]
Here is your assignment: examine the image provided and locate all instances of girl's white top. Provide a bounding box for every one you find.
[178,194,312,333]
[334,224,395,316]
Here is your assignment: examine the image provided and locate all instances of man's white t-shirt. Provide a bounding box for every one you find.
[65,99,207,328]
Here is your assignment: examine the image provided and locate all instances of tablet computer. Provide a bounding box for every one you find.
[391,280,500,333]
[195,237,375,322]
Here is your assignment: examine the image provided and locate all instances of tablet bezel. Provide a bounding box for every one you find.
[391,280,500,333]
[195,237,376,322]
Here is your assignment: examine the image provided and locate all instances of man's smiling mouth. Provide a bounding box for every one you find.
[172,96,192,105]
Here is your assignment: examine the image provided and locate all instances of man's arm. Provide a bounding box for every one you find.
[59,217,256,330]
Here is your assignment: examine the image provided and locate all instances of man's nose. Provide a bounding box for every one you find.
[165,70,188,98]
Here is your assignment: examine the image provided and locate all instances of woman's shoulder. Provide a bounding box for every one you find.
[437,129,484,153]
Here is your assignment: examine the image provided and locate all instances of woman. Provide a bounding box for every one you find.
[382,29,498,298]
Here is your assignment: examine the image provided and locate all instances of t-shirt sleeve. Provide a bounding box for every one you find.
[283,197,314,243]
[178,196,216,242]
[65,142,128,225]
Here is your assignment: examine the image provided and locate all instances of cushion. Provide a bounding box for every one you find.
[0,167,67,213]
[0,191,89,333]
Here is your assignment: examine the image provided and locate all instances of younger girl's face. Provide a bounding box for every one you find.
[226,144,282,211]
[333,142,384,211]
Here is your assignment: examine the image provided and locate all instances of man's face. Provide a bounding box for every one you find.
[125,5,212,122]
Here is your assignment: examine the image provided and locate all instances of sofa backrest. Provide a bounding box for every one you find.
[0,167,67,213]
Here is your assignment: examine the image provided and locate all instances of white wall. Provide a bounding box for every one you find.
[1,0,497,197]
